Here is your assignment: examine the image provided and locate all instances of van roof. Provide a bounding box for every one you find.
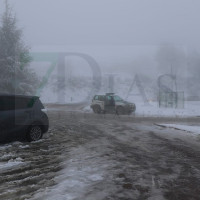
[0,93,39,99]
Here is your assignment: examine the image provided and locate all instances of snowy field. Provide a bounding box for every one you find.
[84,101,200,118]
[30,62,200,118]
[133,101,200,117]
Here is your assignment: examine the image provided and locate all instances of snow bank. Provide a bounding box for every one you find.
[158,124,200,135]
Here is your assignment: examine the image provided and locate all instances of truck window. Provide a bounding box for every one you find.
[98,96,105,101]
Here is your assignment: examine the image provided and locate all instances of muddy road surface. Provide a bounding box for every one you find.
[0,111,200,200]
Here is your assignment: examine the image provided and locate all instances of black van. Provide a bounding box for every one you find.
[0,94,49,142]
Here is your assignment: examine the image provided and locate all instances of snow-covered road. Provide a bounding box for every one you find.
[1,111,200,200]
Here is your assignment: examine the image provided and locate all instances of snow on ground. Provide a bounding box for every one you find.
[133,101,200,117]
[32,140,111,200]
[84,101,200,117]
[0,158,25,173]
[158,124,200,135]
[30,65,200,118]
[82,105,91,112]
[0,142,29,173]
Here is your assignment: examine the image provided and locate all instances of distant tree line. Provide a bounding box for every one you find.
[0,1,39,95]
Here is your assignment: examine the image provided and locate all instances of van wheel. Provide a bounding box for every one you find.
[93,105,101,114]
[27,124,43,142]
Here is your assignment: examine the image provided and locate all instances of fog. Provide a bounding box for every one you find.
[2,0,200,47]
[1,0,200,102]
[1,1,200,57]
[1,0,199,70]
[2,3,200,199]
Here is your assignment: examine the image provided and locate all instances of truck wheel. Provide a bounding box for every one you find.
[116,106,125,115]
[93,105,101,114]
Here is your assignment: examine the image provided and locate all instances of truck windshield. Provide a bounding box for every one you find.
[113,95,123,102]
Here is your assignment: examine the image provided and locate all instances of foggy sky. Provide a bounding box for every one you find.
[1,0,200,47]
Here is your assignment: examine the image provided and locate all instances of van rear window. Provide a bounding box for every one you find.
[0,97,15,111]
[15,97,38,109]
[0,96,39,111]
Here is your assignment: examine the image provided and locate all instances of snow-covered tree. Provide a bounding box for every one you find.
[0,1,39,95]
